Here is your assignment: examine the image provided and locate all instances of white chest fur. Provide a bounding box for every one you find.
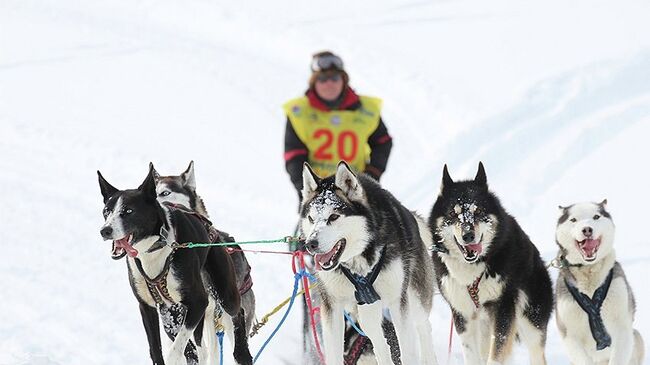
[127,237,183,306]
[440,258,504,316]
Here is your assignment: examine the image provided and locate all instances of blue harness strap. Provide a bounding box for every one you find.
[565,269,614,350]
[340,246,387,305]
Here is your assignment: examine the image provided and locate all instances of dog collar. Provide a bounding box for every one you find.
[146,225,172,254]
[339,245,387,305]
[430,242,449,254]
[564,268,614,350]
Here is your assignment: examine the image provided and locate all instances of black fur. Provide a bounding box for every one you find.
[429,163,553,357]
[98,167,252,365]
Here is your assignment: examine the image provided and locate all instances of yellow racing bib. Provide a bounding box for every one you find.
[283,96,382,177]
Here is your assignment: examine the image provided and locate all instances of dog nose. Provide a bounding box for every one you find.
[462,231,475,243]
[100,226,113,239]
[582,226,593,237]
[305,239,318,253]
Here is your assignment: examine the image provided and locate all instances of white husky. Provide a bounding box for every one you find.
[555,200,644,365]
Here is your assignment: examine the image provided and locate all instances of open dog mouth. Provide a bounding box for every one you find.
[111,234,138,260]
[314,239,346,271]
[575,237,601,262]
[455,236,483,263]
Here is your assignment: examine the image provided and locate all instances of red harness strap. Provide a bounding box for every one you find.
[467,274,483,309]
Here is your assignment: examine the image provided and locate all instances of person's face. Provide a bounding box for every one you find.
[314,72,344,102]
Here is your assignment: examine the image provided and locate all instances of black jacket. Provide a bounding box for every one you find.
[284,96,393,196]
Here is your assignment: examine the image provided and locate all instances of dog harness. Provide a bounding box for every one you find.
[339,246,387,305]
[564,269,614,350]
[135,249,177,306]
[467,273,483,309]
[344,335,370,365]
[159,202,254,296]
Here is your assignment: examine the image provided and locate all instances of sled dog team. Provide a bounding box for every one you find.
[97,161,644,365]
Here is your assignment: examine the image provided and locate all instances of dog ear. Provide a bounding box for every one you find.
[599,199,608,207]
[335,161,364,201]
[97,171,119,203]
[441,164,454,191]
[149,162,161,181]
[301,162,320,199]
[138,165,158,201]
[474,162,487,186]
[181,160,196,190]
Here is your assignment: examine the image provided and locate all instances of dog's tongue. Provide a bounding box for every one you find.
[466,243,483,255]
[116,238,138,257]
[314,245,338,270]
[582,238,600,256]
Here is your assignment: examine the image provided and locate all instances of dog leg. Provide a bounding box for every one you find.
[139,302,165,365]
[413,302,438,365]
[562,336,594,365]
[165,295,208,365]
[630,329,644,365]
[232,308,253,365]
[357,303,393,365]
[517,315,548,365]
[452,310,481,365]
[487,296,517,365]
[387,301,418,364]
[202,303,218,365]
[321,302,345,365]
[608,328,633,365]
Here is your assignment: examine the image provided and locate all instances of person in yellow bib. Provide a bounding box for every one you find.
[283,51,393,201]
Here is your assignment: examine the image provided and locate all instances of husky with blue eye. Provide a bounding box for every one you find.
[428,162,553,365]
[98,165,252,365]
[150,161,256,338]
[555,200,644,365]
[300,161,438,365]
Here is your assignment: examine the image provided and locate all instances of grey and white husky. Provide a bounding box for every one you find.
[555,200,645,365]
[300,161,438,365]
[151,161,256,337]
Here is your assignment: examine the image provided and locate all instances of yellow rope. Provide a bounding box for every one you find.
[249,284,314,338]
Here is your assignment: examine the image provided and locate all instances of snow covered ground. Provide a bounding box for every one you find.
[1,0,649,363]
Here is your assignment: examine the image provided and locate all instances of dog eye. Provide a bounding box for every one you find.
[159,191,171,197]
[327,214,340,224]
[593,215,600,220]
[308,216,314,224]
[570,218,577,223]
[102,207,110,217]
[124,208,133,215]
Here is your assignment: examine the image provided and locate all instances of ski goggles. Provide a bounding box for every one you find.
[316,73,342,83]
[311,54,344,72]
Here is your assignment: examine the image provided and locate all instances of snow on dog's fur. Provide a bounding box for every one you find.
[555,200,645,365]
[429,162,553,365]
[300,161,438,365]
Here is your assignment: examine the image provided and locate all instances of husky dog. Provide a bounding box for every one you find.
[300,161,438,365]
[555,200,645,365]
[151,161,256,336]
[428,163,553,365]
[98,166,252,365]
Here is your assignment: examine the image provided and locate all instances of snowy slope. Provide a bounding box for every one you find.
[1,0,649,363]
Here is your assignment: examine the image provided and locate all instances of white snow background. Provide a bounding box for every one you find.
[1,0,649,363]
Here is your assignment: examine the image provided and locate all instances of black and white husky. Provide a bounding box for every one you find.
[151,161,256,336]
[428,163,553,365]
[300,161,438,365]
[555,200,645,365]
[97,166,252,365]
